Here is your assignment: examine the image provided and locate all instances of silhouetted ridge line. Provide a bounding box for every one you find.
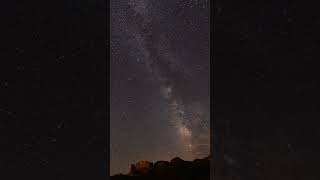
[111,156,210,180]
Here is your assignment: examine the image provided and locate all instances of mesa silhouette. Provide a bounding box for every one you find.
[111,156,210,180]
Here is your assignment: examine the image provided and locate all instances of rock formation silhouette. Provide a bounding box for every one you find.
[111,156,210,180]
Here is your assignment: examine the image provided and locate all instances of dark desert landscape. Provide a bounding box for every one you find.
[111,156,210,180]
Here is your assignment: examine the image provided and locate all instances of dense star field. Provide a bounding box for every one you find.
[110,0,210,175]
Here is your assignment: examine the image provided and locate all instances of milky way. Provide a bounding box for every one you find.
[111,0,210,175]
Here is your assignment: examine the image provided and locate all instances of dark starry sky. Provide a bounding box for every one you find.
[110,0,210,175]
[214,1,320,179]
[0,1,107,179]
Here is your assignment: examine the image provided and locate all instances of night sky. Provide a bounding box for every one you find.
[214,1,320,179]
[110,0,210,175]
[5,0,320,179]
[0,1,107,179]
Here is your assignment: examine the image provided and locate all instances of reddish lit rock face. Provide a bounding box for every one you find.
[129,161,153,176]
[129,164,136,172]
[135,161,153,169]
